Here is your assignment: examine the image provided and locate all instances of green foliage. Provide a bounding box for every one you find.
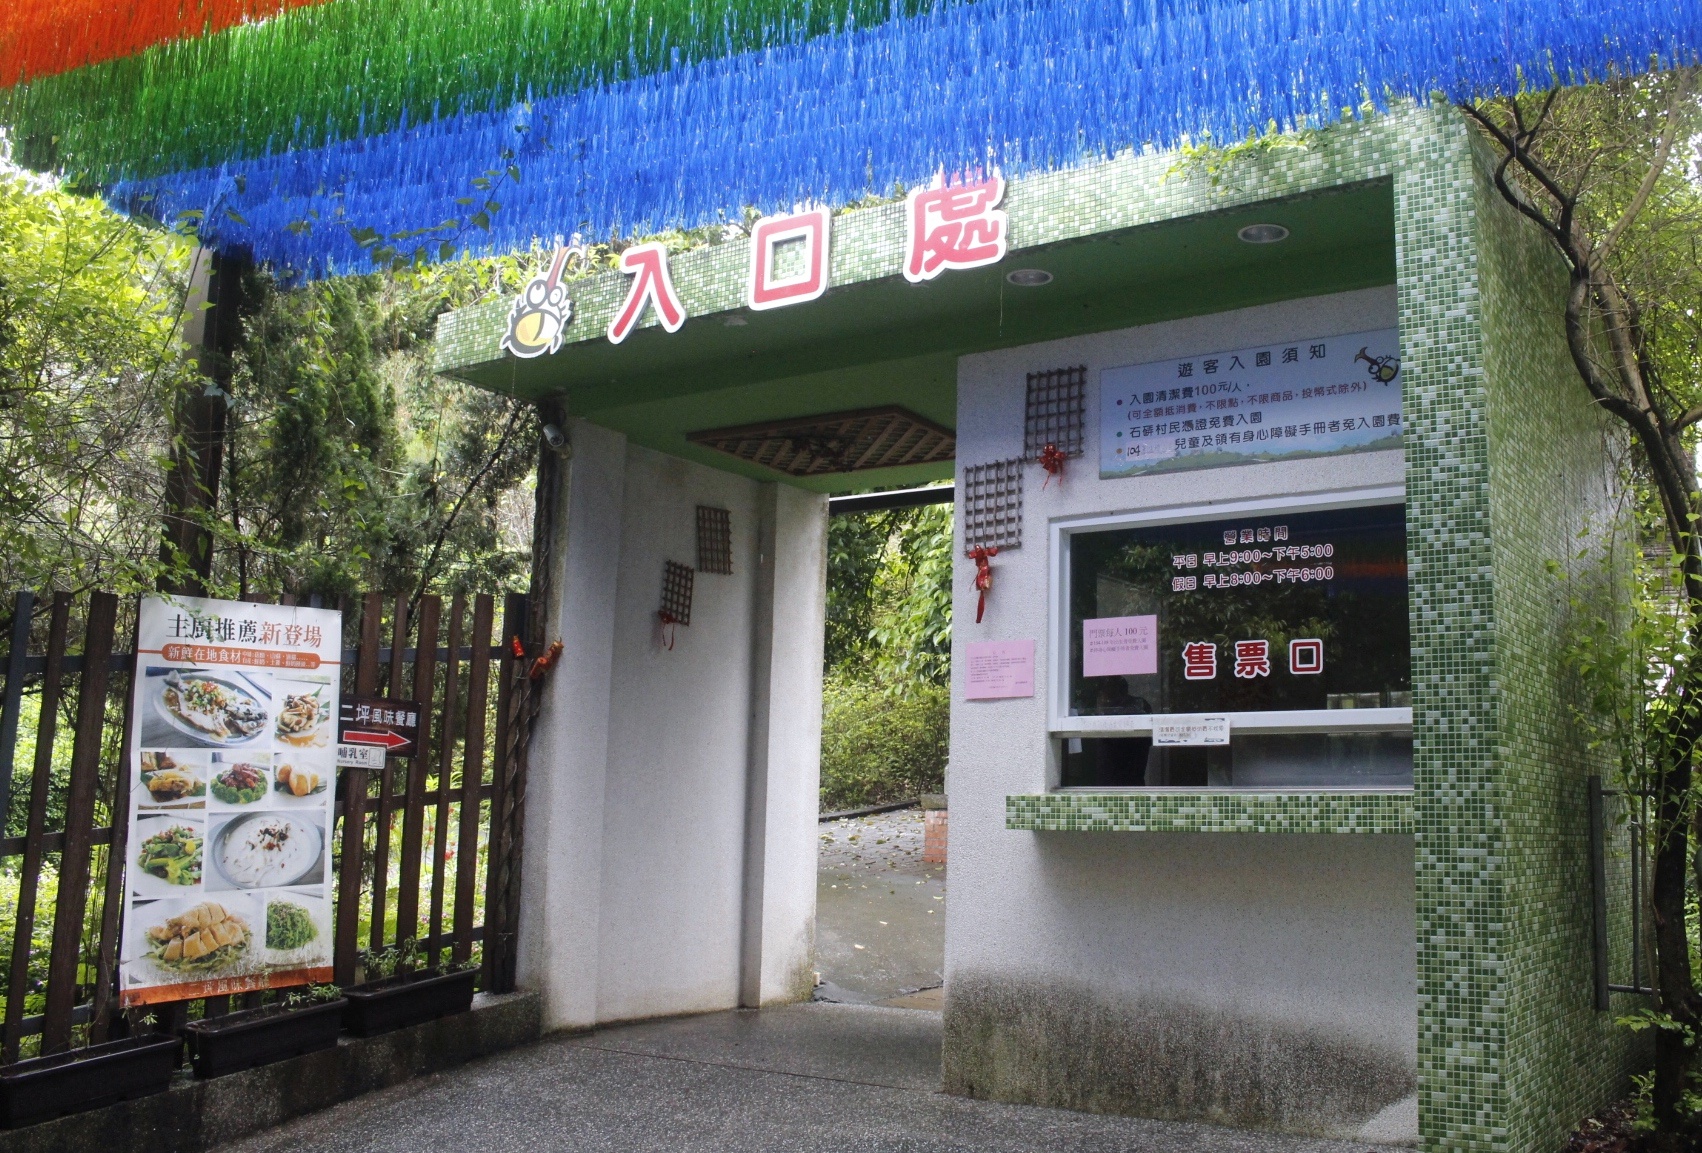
[819,675,950,811]
[822,498,954,808]
[208,259,537,600]
[826,500,953,684]
[0,169,199,593]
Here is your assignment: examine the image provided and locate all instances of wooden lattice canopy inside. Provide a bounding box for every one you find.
[686,406,955,477]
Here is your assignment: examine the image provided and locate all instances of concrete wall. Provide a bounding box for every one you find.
[518,420,826,1031]
[944,287,1419,1138]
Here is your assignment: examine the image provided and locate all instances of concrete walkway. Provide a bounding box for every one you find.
[815,809,945,1005]
[216,1003,1408,1153]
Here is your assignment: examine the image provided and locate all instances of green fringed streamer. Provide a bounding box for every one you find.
[3,0,946,180]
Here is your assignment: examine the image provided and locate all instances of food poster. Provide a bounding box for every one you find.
[120,595,341,1007]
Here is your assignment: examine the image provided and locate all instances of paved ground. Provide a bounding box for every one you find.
[217,1003,1408,1153]
[814,810,945,1006]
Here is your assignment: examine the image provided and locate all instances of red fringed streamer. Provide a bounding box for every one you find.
[1038,443,1067,488]
[968,545,998,624]
[528,639,563,681]
[0,0,331,88]
[657,610,680,650]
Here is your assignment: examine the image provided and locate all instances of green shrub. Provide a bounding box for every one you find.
[819,676,948,811]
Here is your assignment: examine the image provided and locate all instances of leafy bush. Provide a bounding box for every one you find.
[819,675,948,811]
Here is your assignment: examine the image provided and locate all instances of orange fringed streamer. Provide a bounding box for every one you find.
[0,0,332,88]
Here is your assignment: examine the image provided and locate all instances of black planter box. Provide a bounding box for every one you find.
[343,968,477,1037]
[184,998,346,1079]
[0,1033,182,1128]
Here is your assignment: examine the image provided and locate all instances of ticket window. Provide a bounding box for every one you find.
[1055,499,1412,790]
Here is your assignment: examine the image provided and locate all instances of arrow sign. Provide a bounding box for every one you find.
[342,729,411,750]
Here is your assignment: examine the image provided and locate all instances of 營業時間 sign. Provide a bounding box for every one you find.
[1099,328,1401,478]
[119,595,341,1006]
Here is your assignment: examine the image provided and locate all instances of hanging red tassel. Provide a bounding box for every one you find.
[657,609,680,650]
[968,545,998,623]
[1038,443,1067,488]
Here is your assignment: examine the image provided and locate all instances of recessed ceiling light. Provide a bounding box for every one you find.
[1005,268,1054,286]
[1237,223,1290,244]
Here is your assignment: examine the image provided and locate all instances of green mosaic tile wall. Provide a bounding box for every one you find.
[1470,138,1644,1149]
[1006,791,1415,834]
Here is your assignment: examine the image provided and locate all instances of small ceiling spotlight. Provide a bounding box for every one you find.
[1237,223,1290,244]
[1005,268,1054,287]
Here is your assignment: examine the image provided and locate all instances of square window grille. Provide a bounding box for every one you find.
[962,458,1024,551]
[1024,365,1086,460]
[659,560,694,626]
[696,506,733,574]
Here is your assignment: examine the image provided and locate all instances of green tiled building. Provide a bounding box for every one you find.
[439,103,1643,1152]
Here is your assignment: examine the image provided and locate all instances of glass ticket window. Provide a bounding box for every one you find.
[1057,500,1411,789]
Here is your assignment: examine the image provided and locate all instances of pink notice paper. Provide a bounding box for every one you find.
[1081,615,1158,678]
[964,639,1036,700]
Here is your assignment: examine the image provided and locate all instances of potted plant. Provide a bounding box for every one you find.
[183,985,344,1079]
[0,1032,182,1128]
[343,939,478,1038]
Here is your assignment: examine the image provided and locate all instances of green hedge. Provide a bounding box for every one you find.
[819,676,948,811]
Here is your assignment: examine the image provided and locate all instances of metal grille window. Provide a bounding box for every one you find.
[1024,365,1086,461]
[659,560,694,625]
[962,459,1024,551]
[696,507,732,575]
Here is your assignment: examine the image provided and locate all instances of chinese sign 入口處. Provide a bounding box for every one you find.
[1098,328,1402,478]
[120,595,341,1007]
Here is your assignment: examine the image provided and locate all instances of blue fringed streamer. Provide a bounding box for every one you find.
[112,0,1702,279]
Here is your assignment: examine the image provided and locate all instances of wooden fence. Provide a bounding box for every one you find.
[0,589,532,1061]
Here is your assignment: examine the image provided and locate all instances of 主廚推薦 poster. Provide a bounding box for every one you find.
[119,595,341,1007]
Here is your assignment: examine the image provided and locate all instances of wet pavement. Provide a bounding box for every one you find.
[813,809,944,1006]
[215,1003,1412,1153]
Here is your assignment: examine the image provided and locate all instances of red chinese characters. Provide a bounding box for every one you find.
[903,175,1009,283]
[1288,638,1324,674]
[748,207,831,310]
[1181,641,1217,680]
[607,241,686,344]
[1233,640,1271,679]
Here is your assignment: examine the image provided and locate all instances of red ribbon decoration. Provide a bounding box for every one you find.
[528,639,564,681]
[657,610,680,650]
[1038,442,1067,488]
[968,545,998,623]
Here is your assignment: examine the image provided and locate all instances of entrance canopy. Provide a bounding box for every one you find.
[436,172,1394,492]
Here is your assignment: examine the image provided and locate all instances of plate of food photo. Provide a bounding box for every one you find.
[137,750,206,809]
[209,756,272,807]
[130,895,257,983]
[209,812,325,891]
[271,762,331,806]
[151,669,270,748]
[273,683,331,748]
[131,814,205,898]
[260,891,331,968]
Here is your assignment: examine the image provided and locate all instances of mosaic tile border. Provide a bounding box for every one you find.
[1006,791,1415,834]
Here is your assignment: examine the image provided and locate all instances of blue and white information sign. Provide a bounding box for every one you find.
[1099,328,1402,478]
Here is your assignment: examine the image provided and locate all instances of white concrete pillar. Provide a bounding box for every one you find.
[516,418,627,1031]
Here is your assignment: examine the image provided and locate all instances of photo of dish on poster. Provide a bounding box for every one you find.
[120,595,341,1007]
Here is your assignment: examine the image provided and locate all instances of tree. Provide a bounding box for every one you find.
[0,169,198,595]
[1463,71,1702,1145]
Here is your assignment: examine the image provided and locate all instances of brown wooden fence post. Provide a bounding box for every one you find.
[2,593,70,1060]
[395,596,439,955]
[89,609,141,1043]
[453,595,493,967]
[41,592,118,1055]
[426,595,463,965]
[335,593,383,986]
[369,597,409,953]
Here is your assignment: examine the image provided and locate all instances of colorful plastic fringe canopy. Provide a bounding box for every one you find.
[0,0,330,87]
[4,0,1698,279]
